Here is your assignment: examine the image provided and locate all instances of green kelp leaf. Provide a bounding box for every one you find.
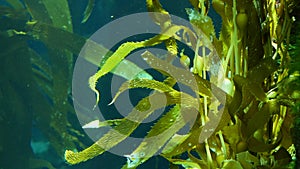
[24,1,52,24]
[247,136,280,152]
[110,78,176,104]
[25,21,153,89]
[146,0,171,28]
[222,159,243,169]
[25,13,74,153]
[230,75,266,118]
[162,106,231,158]
[141,51,229,104]
[81,39,153,80]
[187,150,207,168]
[165,37,178,59]
[222,120,241,151]
[236,151,259,169]
[228,78,242,118]
[26,22,153,81]
[65,90,185,164]
[245,1,264,69]
[186,8,216,39]
[247,58,279,84]
[198,103,232,143]
[163,127,203,157]
[142,51,209,96]
[235,60,272,102]
[235,75,267,102]
[26,22,85,54]
[24,0,72,31]
[89,25,190,106]
[244,102,270,138]
[40,0,72,31]
[124,105,199,168]
[82,119,123,129]
[146,0,179,61]
[162,134,191,155]
[113,60,153,80]
[189,0,199,9]
[81,0,95,23]
[29,48,52,82]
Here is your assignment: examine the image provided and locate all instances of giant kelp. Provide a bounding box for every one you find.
[0,0,299,169]
[64,0,299,169]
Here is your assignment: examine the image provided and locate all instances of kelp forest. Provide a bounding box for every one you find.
[0,0,300,169]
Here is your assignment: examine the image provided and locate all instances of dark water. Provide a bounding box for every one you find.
[0,0,222,169]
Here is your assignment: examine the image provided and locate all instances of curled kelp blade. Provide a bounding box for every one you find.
[109,78,176,105]
[88,24,196,106]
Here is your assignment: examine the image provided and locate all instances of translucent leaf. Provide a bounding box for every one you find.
[110,78,176,105]
[81,0,95,23]
[82,119,123,129]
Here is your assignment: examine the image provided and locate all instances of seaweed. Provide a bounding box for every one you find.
[0,0,299,169]
[66,0,299,168]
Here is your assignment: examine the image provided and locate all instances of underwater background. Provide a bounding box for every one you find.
[0,0,299,169]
